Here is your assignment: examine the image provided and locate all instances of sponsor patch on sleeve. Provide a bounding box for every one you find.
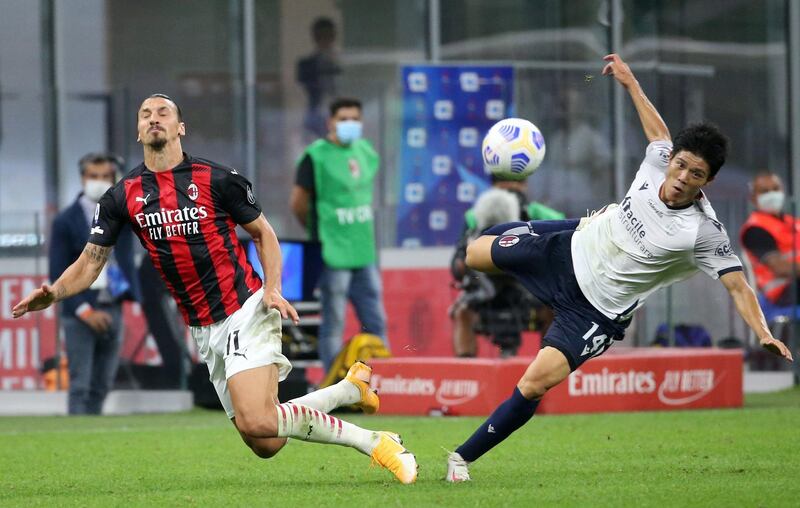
[715,241,733,257]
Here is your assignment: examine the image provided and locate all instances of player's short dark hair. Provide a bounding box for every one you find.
[312,17,335,39]
[78,152,123,176]
[671,122,729,179]
[146,93,183,121]
[329,97,362,117]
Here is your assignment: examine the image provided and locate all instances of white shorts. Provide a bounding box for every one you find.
[190,288,292,418]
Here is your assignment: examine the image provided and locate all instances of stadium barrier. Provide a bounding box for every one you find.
[368,348,743,416]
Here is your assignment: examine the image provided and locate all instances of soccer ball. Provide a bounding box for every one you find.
[481,118,546,180]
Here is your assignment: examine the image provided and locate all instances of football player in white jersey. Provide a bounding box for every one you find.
[445,53,793,483]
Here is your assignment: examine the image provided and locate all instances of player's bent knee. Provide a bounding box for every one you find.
[251,448,277,459]
[240,432,285,459]
[235,407,280,438]
[250,442,282,459]
[517,347,572,400]
[517,377,550,400]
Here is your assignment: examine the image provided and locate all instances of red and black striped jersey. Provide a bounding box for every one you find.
[88,153,263,326]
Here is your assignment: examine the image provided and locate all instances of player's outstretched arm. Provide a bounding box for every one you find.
[241,214,300,324]
[602,53,671,143]
[720,270,794,362]
[11,242,111,318]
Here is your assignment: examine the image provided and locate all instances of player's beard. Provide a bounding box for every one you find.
[147,137,167,151]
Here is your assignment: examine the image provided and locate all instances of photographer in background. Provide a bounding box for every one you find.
[450,175,564,357]
[49,152,140,414]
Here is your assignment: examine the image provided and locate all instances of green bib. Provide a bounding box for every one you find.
[464,200,565,230]
[302,139,379,268]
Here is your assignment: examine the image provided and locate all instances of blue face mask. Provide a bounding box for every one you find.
[336,120,362,144]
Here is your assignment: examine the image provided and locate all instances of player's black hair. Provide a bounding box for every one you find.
[329,97,362,117]
[146,93,183,121]
[311,17,335,40]
[78,152,124,176]
[671,122,729,179]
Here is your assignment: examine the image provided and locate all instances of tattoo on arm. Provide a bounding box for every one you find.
[84,244,111,265]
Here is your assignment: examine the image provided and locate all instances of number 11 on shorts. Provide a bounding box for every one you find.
[226,330,240,355]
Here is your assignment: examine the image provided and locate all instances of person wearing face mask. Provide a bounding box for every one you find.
[48,152,140,414]
[290,97,388,372]
[740,171,800,306]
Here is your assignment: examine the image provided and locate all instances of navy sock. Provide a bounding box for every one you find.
[455,387,539,463]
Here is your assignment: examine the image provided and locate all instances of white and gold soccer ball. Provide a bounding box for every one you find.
[481,118,546,181]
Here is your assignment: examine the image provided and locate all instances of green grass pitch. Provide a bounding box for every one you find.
[1,388,799,507]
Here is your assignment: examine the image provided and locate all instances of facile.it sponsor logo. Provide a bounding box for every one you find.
[371,374,481,406]
[568,367,718,406]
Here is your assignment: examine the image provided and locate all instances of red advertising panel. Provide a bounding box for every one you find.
[0,276,57,390]
[369,358,500,416]
[502,349,743,414]
[0,275,167,390]
[371,349,743,416]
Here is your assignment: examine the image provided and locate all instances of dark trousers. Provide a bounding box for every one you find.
[138,256,184,388]
[62,305,122,415]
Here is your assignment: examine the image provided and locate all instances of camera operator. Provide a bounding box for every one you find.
[450,174,564,357]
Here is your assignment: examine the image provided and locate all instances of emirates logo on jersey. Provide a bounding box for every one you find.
[134,206,209,240]
[348,158,361,178]
[498,235,519,247]
[187,183,199,201]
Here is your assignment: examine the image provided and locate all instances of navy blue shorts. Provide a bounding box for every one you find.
[491,231,629,371]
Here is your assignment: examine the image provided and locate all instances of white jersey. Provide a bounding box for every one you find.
[571,140,742,321]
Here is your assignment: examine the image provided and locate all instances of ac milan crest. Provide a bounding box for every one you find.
[187,183,199,201]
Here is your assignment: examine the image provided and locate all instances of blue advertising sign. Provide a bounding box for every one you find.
[397,65,514,247]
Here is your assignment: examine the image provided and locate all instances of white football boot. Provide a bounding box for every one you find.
[446,451,471,482]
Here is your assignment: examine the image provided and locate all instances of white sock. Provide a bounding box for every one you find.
[275,402,379,455]
[288,380,360,413]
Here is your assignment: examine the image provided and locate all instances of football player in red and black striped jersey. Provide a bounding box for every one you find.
[12,94,417,484]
